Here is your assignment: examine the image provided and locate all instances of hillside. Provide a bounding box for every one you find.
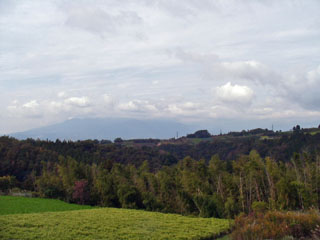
[3,126,320,179]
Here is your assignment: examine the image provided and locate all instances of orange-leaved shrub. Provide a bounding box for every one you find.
[231,210,320,240]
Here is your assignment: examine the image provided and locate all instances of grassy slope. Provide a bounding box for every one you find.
[0,197,232,240]
[0,196,94,215]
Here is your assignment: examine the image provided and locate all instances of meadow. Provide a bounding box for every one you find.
[0,196,94,215]
[0,196,232,240]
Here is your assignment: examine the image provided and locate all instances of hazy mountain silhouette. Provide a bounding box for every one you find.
[10,118,192,141]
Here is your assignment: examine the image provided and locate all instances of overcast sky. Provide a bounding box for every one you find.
[1,0,320,134]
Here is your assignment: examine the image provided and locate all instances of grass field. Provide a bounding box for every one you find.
[0,197,232,240]
[0,196,94,215]
[309,130,320,135]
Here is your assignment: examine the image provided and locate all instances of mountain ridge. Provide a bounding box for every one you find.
[10,118,193,141]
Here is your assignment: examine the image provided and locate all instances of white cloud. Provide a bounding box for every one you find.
[57,92,66,98]
[215,82,254,104]
[7,100,42,119]
[152,80,159,85]
[167,104,184,115]
[166,101,205,117]
[182,102,199,110]
[145,104,157,112]
[49,101,68,113]
[103,94,114,105]
[22,100,39,109]
[7,105,17,111]
[118,101,139,111]
[117,100,158,113]
[306,65,320,85]
[273,29,317,40]
[64,97,90,108]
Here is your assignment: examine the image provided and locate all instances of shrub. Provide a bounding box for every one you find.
[231,210,320,240]
[117,185,142,209]
[251,201,268,213]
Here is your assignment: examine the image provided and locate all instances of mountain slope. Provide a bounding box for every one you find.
[10,118,192,141]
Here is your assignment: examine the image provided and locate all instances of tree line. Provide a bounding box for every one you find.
[2,129,320,181]
[2,150,319,218]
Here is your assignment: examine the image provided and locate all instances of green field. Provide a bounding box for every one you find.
[309,130,320,135]
[0,197,232,240]
[0,196,94,215]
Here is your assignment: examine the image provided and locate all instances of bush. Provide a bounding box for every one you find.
[231,210,320,240]
[251,201,268,213]
[0,176,16,194]
[117,185,142,209]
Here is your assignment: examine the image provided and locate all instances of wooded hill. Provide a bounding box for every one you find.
[0,125,320,218]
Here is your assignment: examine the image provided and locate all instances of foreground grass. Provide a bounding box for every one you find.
[0,196,94,215]
[0,207,232,240]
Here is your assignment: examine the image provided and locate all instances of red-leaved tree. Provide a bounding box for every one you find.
[72,180,90,205]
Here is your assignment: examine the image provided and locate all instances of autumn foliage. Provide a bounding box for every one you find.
[231,210,320,239]
[72,180,90,205]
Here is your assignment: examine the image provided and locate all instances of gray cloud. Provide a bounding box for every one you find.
[64,6,143,36]
[173,49,279,85]
[282,65,320,110]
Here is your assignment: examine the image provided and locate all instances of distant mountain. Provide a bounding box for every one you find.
[10,118,193,141]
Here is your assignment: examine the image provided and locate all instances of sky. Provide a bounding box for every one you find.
[1,0,320,134]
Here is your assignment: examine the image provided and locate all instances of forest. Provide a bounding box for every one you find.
[1,126,320,218]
